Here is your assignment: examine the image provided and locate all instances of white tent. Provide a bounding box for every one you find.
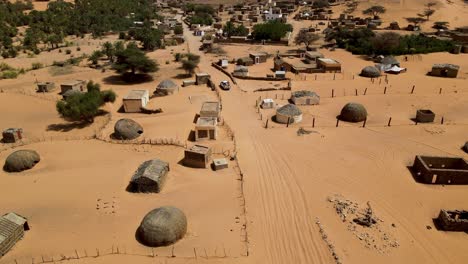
[385,65,406,74]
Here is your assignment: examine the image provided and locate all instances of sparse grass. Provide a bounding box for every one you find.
[31,62,44,70]
[49,65,74,76]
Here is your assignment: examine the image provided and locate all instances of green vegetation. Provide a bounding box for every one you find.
[0,62,24,79]
[31,62,44,70]
[174,25,183,35]
[362,5,386,17]
[113,42,159,78]
[294,31,320,49]
[56,81,116,123]
[223,22,249,37]
[326,27,455,55]
[186,4,215,25]
[252,21,292,41]
[180,53,200,75]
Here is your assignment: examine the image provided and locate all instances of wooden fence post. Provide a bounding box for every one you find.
[387,117,392,127]
[336,119,339,127]
[384,86,387,94]
[265,119,269,128]
[312,117,315,128]
[364,88,367,95]
[332,89,334,98]
[441,116,444,125]
[439,88,442,94]
[411,85,415,94]
[362,118,367,128]
[355,88,358,96]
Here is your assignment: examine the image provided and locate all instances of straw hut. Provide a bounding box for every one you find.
[360,66,381,78]
[127,159,169,193]
[155,80,179,96]
[0,212,29,256]
[4,150,40,172]
[276,104,303,124]
[339,103,367,122]
[429,64,460,78]
[136,206,187,247]
[114,119,143,140]
[291,90,320,105]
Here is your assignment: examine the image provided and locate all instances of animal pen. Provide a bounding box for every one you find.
[411,156,468,184]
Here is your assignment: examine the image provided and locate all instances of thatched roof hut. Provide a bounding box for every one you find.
[360,66,381,78]
[339,103,367,122]
[155,79,179,96]
[128,159,169,193]
[136,206,187,247]
[276,104,303,124]
[114,119,143,140]
[381,56,399,66]
[4,150,40,172]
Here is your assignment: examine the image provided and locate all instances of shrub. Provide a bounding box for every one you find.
[31,62,44,70]
[119,32,126,39]
[66,49,72,55]
[165,60,170,64]
[1,70,19,79]
[77,47,81,51]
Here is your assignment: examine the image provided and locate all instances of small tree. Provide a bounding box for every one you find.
[113,42,159,77]
[88,50,103,65]
[420,9,435,21]
[56,84,116,123]
[102,41,115,62]
[174,25,183,35]
[406,17,426,27]
[294,31,320,49]
[181,53,200,75]
[433,21,449,30]
[363,5,386,17]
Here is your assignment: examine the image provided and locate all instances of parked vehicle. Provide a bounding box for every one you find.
[219,80,231,90]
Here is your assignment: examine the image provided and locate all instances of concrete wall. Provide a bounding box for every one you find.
[412,156,468,184]
[437,210,468,231]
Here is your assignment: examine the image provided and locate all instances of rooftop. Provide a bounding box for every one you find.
[318,58,340,65]
[187,145,211,154]
[196,117,217,127]
[201,101,220,113]
[124,90,149,100]
[61,80,84,86]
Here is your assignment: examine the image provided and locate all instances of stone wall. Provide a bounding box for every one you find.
[411,156,468,184]
[436,210,468,231]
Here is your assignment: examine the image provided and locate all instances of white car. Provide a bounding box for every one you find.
[219,80,231,90]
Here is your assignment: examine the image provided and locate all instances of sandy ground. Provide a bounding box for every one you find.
[1,1,468,264]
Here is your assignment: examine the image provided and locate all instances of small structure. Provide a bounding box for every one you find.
[260,98,275,109]
[114,119,143,140]
[463,142,468,153]
[136,206,187,247]
[275,71,286,78]
[249,52,268,64]
[195,73,211,85]
[200,101,220,120]
[415,109,435,123]
[360,66,381,78]
[291,90,320,105]
[128,159,170,193]
[429,64,460,78]
[233,66,249,77]
[195,117,218,141]
[276,104,303,124]
[339,103,367,122]
[184,145,212,168]
[123,90,149,113]
[411,156,468,184]
[60,80,86,94]
[237,57,254,66]
[317,58,342,72]
[4,150,40,173]
[389,21,400,30]
[36,82,55,93]
[218,58,229,68]
[213,158,228,171]
[155,79,179,96]
[2,128,23,143]
[436,210,468,231]
[0,212,29,256]
[304,51,324,63]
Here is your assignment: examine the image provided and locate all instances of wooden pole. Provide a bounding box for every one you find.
[411,85,415,94]
[333,73,336,80]
[75,249,80,259]
[388,117,392,127]
[355,88,358,96]
[336,119,339,127]
[332,89,334,98]
[312,117,315,128]
[441,116,444,125]
[362,118,367,128]
[384,86,387,94]
[287,117,290,127]
[364,87,367,95]
[194,248,197,259]
[439,88,442,94]
[265,119,269,128]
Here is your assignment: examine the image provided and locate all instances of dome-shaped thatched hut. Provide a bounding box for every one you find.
[4,150,40,172]
[339,103,367,122]
[360,66,381,78]
[463,142,468,153]
[155,79,179,96]
[136,206,187,247]
[114,119,143,140]
[276,104,303,124]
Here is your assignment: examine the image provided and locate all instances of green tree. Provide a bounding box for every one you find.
[56,85,116,123]
[252,21,293,41]
[102,41,115,62]
[135,26,163,51]
[433,21,449,30]
[420,9,435,21]
[294,31,320,49]
[113,42,158,76]
[362,5,386,17]
[180,53,200,75]
[174,25,183,35]
[88,50,103,65]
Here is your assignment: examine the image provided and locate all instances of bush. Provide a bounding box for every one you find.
[174,25,183,35]
[1,70,19,79]
[165,60,170,64]
[252,21,293,41]
[77,47,81,51]
[53,60,67,67]
[31,62,44,70]
[119,32,126,39]
[66,49,72,55]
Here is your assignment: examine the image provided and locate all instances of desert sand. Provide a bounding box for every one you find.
[1,0,468,264]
